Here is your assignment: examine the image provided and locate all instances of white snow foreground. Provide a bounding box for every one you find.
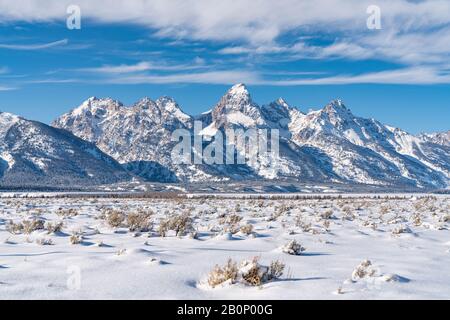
[0,195,449,299]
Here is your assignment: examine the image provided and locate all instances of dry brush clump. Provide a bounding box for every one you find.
[341,206,356,221]
[391,225,412,235]
[6,221,24,234]
[127,212,153,232]
[361,219,378,230]
[207,257,285,288]
[207,258,238,288]
[268,260,286,280]
[105,209,126,228]
[379,205,390,215]
[387,215,407,225]
[55,208,79,217]
[351,260,376,281]
[23,219,45,234]
[294,215,312,233]
[413,197,438,213]
[439,214,449,223]
[273,203,292,219]
[268,203,292,222]
[158,212,193,237]
[45,221,64,234]
[320,209,334,220]
[240,224,254,235]
[219,214,243,226]
[69,234,82,245]
[281,240,305,255]
[350,259,402,283]
[7,219,45,235]
[219,214,243,234]
[35,237,53,246]
[410,212,423,226]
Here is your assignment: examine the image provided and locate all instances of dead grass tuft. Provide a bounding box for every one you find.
[159,212,193,237]
[105,210,125,228]
[207,258,238,288]
[127,212,152,232]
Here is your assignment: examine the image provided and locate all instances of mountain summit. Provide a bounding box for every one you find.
[209,83,265,129]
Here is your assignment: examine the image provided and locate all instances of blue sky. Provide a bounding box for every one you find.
[0,0,449,134]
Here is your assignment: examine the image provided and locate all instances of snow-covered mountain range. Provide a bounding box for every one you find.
[51,83,449,190]
[0,83,447,190]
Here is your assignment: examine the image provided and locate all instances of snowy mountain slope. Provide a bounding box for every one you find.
[196,84,340,180]
[288,100,449,188]
[422,130,450,147]
[53,84,449,189]
[0,111,131,188]
[53,96,222,182]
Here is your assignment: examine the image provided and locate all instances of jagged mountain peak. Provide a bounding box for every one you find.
[265,97,297,113]
[209,83,265,128]
[218,83,253,109]
[85,96,99,103]
[0,111,22,138]
[421,130,450,146]
[156,95,179,107]
[155,96,192,123]
[132,97,159,114]
[133,97,156,111]
[61,95,192,125]
[323,99,349,113]
[0,111,21,121]
[318,99,356,127]
[137,96,154,104]
[156,95,174,102]
[274,97,289,107]
[229,83,249,95]
[83,96,119,105]
[261,98,299,129]
[73,96,123,117]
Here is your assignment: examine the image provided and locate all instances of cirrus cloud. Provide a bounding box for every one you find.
[0,39,68,50]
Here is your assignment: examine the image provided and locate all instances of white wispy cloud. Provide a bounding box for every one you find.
[218,45,288,55]
[0,67,9,74]
[261,67,450,86]
[26,79,80,84]
[42,66,449,86]
[105,70,261,85]
[0,39,68,50]
[0,85,16,91]
[77,61,206,74]
[79,62,153,74]
[218,27,450,66]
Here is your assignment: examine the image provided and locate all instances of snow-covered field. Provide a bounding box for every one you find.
[0,195,449,300]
